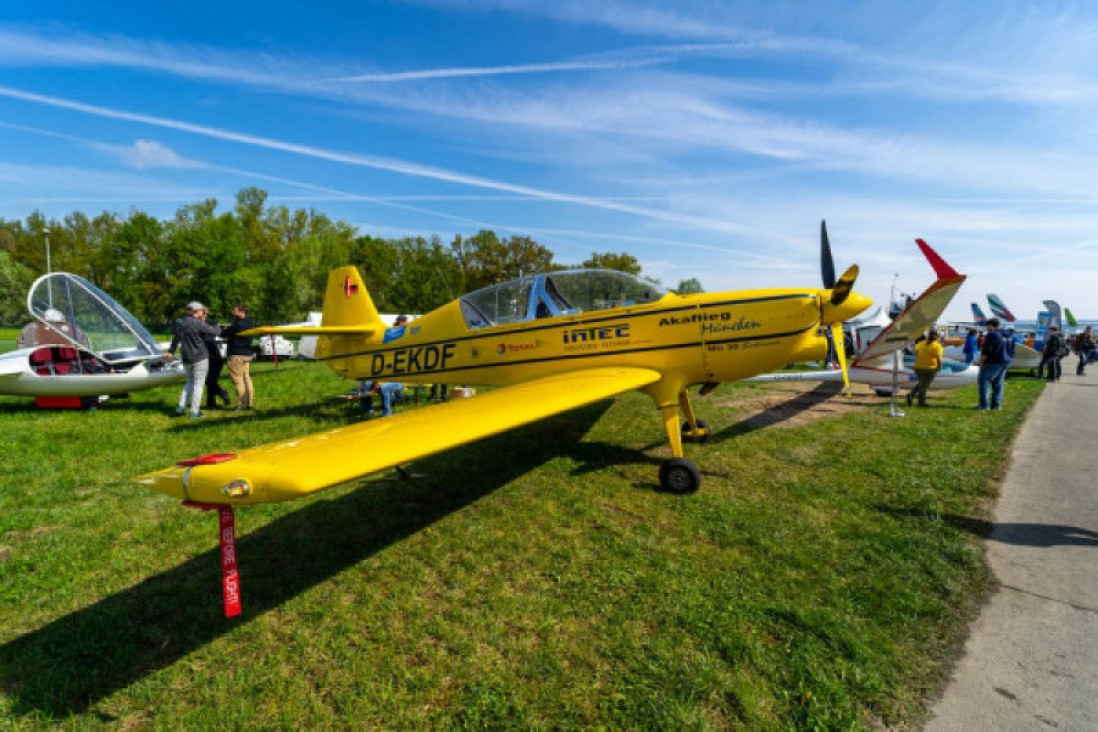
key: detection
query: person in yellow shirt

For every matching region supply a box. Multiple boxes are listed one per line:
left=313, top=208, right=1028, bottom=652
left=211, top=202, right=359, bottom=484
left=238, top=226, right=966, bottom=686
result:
left=907, top=329, right=943, bottom=407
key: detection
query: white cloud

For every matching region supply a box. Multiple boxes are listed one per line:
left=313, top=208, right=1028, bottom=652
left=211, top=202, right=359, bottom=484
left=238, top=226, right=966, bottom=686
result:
left=121, top=139, right=194, bottom=170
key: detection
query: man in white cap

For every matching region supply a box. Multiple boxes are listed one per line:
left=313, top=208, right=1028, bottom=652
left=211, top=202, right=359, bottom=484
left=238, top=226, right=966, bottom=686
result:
left=169, top=301, right=222, bottom=418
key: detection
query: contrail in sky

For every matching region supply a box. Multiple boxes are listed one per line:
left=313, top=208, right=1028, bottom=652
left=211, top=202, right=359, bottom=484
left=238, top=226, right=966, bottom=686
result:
left=0, top=83, right=751, bottom=236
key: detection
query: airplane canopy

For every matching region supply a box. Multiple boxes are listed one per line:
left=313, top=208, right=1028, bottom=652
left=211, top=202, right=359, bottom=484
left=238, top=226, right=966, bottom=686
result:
left=26, top=272, right=163, bottom=364
left=459, top=269, right=668, bottom=328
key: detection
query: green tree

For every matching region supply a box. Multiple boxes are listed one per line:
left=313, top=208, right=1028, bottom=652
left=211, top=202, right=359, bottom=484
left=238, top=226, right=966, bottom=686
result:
left=0, top=251, right=34, bottom=325
left=674, top=278, right=705, bottom=294
left=580, top=251, right=642, bottom=275
left=451, top=230, right=554, bottom=292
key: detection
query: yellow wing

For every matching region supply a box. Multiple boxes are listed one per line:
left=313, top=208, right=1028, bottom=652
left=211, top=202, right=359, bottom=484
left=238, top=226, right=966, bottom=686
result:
left=138, top=366, right=662, bottom=505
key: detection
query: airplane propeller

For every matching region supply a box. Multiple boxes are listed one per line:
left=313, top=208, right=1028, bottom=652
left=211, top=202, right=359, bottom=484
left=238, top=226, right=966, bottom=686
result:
left=821, top=219, right=837, bottom=289
left=820, top=220, right=857, bottom=394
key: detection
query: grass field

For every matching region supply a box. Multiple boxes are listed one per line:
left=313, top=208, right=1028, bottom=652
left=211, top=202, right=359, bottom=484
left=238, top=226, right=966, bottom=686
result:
left=0, top=351, right=1042, bottom=729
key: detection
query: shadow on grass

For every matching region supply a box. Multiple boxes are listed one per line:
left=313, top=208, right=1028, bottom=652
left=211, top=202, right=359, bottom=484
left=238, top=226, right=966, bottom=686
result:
left=874, top=506, right=1098, bottom=547
left=0, top=401, right=613, bottom=720
left=710, top=381, right=847, bottom=440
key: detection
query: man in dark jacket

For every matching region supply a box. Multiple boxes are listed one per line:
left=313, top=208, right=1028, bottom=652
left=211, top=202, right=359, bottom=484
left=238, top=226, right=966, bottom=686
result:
left=1075, top=326, right=1095, bottom=376
left=170, top=301, right=222, bottom=418
left=203, top=327, right=232, bottom=409
left=976, top=317, right=1009, bottom=410
left=220, top=303, right=256, bottom=410
left=1042, top=325, right=1064, bottom=383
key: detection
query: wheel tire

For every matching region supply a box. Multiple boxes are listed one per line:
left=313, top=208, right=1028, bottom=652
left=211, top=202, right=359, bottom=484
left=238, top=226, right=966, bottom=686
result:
left=681, top=419, right=711, bottom=443
left=659, top=458, right=701, bottom=494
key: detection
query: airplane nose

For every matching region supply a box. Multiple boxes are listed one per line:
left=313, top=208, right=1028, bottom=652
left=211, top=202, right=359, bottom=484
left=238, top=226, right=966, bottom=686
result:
left=824, top=291, right=873, bottom=323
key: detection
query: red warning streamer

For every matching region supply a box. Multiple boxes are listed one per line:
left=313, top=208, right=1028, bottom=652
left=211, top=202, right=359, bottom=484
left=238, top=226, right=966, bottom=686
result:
left=184, top=502, right=243, bottom=618
left=218, top=506, right=242, bottom=618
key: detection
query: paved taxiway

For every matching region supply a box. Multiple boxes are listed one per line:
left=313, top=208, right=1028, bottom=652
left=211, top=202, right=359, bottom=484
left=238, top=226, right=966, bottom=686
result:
left=926, top=369, right=1098, bottom=730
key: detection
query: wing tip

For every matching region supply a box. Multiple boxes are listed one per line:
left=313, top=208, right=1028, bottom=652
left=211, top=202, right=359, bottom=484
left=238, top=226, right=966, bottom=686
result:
left=914, top=238, right=961, bottom=280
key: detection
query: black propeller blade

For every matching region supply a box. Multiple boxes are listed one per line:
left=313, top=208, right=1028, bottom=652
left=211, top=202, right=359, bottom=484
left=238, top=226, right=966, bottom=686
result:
left=821, top=219, right=836, bottom=289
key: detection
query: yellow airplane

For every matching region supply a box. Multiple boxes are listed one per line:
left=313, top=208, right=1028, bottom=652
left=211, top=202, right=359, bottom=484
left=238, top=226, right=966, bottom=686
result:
left=139, top=231, right=871, bottom=505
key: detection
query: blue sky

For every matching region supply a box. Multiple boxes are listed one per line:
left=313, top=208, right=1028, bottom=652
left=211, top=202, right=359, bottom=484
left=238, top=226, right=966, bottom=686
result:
left=2, top=0, right=1097, bottom=321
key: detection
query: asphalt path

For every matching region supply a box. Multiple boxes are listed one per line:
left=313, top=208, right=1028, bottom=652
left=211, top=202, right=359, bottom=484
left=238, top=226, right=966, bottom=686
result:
left=926, top=369, right=1098, bottom=730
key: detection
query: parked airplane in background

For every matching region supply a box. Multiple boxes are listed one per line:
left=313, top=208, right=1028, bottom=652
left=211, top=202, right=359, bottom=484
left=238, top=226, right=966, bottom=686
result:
left=970, top=302, right=988, bottom=326
left=0, top=272, right=183, bottom=407
left=987, top=293, right=1016, bottom=323
left=749, top=239, right=975, bottom=395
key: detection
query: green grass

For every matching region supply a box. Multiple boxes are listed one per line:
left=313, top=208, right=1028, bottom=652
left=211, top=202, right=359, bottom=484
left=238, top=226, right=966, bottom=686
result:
left=0, top=362, right=1042, bottom=729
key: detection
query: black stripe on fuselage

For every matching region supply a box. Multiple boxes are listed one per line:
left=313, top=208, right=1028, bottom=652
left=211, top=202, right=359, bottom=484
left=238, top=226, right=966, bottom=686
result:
left=316, top=292, right=817, bottom=365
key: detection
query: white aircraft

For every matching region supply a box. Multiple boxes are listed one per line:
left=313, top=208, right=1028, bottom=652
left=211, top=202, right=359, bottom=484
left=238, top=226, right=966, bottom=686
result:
left=0, top=272, right=184, bottom=406
left=750, top=238, right=978, bottom=395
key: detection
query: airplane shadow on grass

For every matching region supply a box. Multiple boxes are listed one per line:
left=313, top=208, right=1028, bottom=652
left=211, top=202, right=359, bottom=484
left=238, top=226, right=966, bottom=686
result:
left=709, top=381, right=848, bottom=441
left=0, top=401, right=614, bottom=720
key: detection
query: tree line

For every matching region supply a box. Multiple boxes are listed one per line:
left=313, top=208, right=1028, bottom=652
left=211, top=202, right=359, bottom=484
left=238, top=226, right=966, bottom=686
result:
left=0, top=187, right=703, bottom=328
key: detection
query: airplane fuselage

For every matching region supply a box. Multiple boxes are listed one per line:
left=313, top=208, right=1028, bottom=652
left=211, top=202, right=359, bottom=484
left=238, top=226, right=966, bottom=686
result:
left=316, top=289, right=834, bottom=396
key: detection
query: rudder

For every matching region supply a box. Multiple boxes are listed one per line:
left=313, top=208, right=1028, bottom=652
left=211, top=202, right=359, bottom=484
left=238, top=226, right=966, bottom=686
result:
left=321, top=266, right=383, bottom=329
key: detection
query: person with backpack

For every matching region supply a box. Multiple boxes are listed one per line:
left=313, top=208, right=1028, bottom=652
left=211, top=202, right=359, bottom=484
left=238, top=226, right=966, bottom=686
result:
left=977, top=318, right=1010, bottom=410
left=1042, top=325, right=1065, bottom=383
left=1074, top=326, right=1094, bottom=376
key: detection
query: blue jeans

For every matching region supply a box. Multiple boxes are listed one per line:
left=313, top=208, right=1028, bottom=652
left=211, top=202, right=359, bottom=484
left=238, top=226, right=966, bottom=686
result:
left=178, top=358, right=209, bottom=416
left=978, top=362, right=1009, bottom=409
left=377, top=382, right=404, bottom=416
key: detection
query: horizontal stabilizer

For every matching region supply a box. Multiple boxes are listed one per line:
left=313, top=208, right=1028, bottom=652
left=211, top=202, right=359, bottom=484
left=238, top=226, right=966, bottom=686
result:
left=242, top=325, right=378, bottom=337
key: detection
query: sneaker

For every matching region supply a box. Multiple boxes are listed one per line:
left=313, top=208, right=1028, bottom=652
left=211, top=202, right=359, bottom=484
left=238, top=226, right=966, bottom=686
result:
left=189, top=411, right=204, bottom=419
left=973, top=405, right=988, bottom=410
left=175, top=407, right=185, bottom=416
left=992, top=406, right=1002, bottom=410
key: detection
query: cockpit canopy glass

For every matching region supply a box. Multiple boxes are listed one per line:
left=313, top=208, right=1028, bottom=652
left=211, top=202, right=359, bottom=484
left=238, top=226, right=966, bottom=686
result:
left=27, top=273, right=162, bottom=363
left=460, top=269, right=667, bottom=328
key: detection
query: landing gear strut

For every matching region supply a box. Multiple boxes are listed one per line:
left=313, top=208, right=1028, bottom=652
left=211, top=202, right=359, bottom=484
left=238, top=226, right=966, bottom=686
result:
left=653, top=387, right=707, bottom=493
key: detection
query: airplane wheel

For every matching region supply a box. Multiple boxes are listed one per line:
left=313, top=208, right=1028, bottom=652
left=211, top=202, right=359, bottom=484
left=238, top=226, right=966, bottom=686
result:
left=873, top=388, right=894, bottom=397
left=659, top=458, right=701, bottom=494
left=681, top=419, right=711, bottom=443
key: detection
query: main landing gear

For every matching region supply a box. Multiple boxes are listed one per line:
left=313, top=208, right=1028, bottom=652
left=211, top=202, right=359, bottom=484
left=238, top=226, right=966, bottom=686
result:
left=654, top=388, right=709, bottom=494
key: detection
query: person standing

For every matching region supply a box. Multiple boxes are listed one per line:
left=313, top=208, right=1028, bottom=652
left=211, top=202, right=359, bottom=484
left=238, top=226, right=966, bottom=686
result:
left=203, top=325, right=232, bottom=410
left=907, top=330, right=943, bottom=407
left=221, top=303, right=256, bottom=410
left=1074, top=326, right=1094, bottom=376
left=976, top=317, right=1009, bottom=410
left=962, top=328, right=979, bottom=365
left=1042, top=325, right=1064, bottom=383
left=170, top=301, right=222, bottom=419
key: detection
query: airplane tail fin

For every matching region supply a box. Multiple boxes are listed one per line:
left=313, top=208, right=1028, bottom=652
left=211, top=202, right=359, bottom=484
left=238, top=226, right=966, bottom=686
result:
left=970, top=302, right=988, bottom=325
left=986, top=293, right=1016, bottom=323
left=320, top=266, right=384, bottom=330
left=243, top=267, right=384, bottom=339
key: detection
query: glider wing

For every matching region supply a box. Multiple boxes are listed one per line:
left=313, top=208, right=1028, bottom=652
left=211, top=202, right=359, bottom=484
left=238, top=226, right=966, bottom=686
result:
left=854, top=239, right=967, bottom=366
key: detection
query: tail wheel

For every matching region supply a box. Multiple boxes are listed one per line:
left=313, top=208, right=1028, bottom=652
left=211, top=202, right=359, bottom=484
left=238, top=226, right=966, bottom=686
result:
left=659, top=458, right=701, bottom=494
left=681, top=419, right=711, bottom=443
